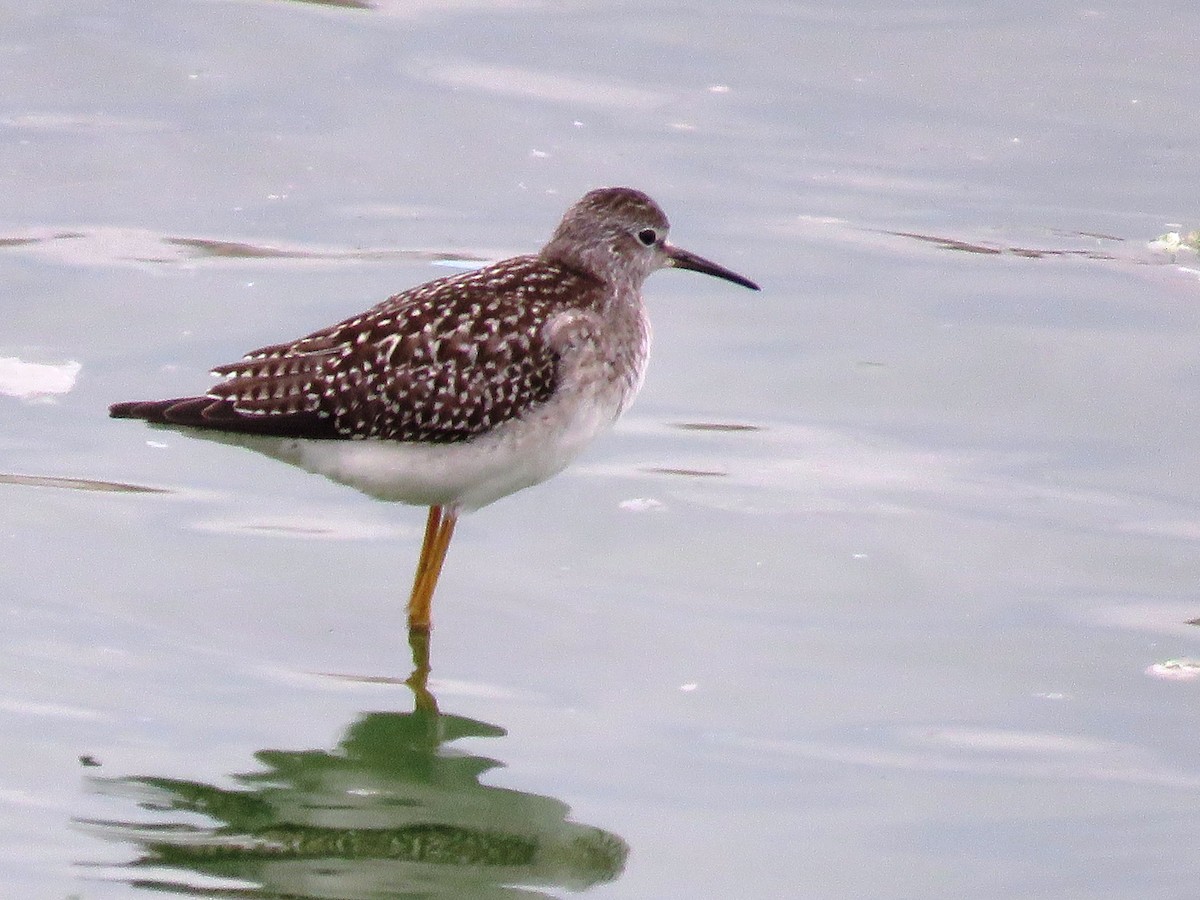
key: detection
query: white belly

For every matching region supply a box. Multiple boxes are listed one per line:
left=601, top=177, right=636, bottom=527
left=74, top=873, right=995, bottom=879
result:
left=193, top=364, right=633, bottom=512
left=190, top=303, right=651, bottom=511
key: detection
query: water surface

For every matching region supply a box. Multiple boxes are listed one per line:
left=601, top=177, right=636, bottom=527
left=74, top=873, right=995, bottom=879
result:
left=3, top=1, right=1200, bottom=897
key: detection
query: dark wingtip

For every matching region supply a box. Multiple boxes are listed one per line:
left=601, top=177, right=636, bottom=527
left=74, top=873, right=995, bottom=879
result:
left=108, top=396, right=341, bottom=439
left=108, top=398, right=207, bottom=425
left=109, top=401, right=144, bottom=419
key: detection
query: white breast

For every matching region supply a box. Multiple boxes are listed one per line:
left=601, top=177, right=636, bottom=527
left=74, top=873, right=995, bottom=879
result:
left=188, top=300, right=652, bottom=512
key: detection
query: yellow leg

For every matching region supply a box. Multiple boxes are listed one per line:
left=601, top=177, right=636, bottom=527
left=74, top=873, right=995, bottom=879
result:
left=413, top=505, right=444, bottom=586
left=407, top=505, right=458, bottom=632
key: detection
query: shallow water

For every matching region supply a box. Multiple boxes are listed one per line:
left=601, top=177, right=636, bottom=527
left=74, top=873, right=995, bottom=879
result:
left=4, top=1, right=1200, bottom=897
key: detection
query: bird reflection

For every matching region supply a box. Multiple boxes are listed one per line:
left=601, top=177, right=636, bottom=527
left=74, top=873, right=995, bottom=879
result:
left=79, top=631, right=627, bottom=897
left=407, top=627, right=437, bottom=715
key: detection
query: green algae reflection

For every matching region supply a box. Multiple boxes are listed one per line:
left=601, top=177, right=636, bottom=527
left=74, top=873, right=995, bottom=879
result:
left=81, top=634, right=627, bottom=897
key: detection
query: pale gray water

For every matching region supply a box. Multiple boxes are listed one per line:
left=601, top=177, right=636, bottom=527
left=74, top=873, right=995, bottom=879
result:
left=3, top=1, right=1200, bottom=897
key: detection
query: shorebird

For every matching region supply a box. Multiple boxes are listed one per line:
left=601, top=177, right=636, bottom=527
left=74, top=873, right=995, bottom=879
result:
left=110, top=187, right=759, bottom=631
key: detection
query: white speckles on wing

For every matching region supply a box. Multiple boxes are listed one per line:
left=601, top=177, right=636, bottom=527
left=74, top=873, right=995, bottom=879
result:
left=202, top=254, right=643, bottom=444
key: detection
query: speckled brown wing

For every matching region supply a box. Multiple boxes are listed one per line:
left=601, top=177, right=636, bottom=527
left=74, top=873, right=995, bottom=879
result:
left=112, top=256, right=605, bottom=443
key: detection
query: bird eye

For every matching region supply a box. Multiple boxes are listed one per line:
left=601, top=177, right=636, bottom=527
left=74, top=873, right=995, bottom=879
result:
left=636, top=228, right=658, bottom=247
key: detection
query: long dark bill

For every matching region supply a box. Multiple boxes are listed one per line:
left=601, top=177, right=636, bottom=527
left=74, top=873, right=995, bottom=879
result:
left=665, top=244, right=760, bottom=291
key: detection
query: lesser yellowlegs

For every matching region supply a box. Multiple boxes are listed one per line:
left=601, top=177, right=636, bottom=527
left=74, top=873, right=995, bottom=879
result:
left=110, top=187, right=759, bottom=631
